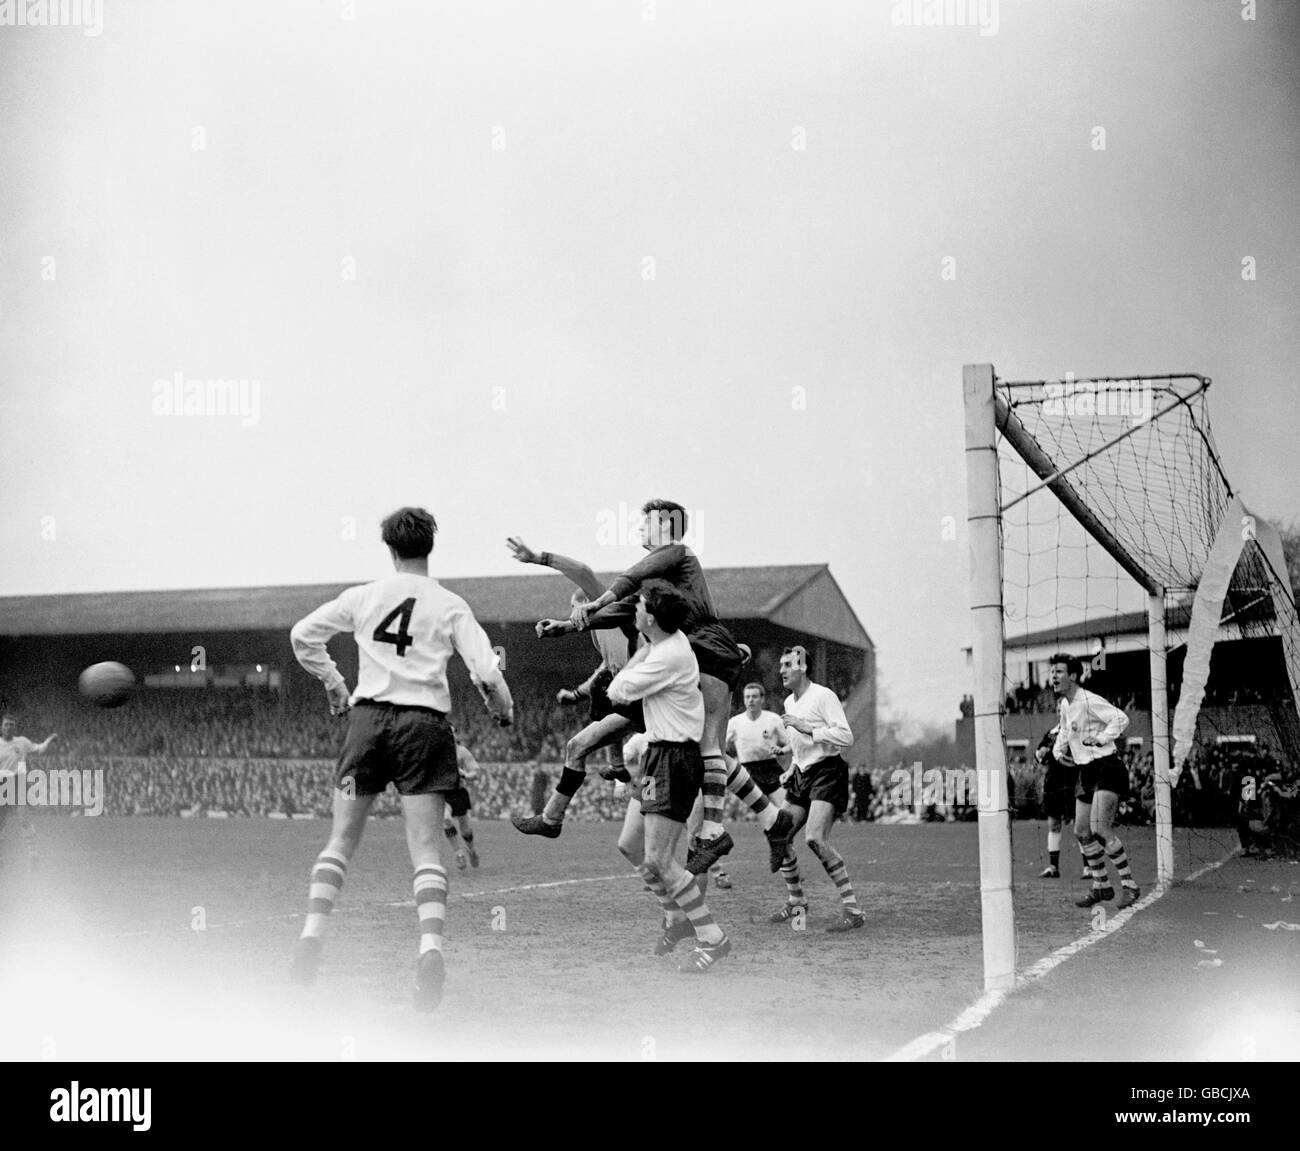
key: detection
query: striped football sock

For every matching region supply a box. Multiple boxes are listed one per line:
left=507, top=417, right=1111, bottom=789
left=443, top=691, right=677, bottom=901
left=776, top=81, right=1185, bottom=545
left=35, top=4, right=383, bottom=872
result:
left=413, top=864, right=448, bottom=955
left=1104, top=837, right=1137, bottom=889
left=637, top=863, right=687, bottom=926
left=668, top=872, right=725, bottom=945
left=812, top=843, right=860, bottom=911
left=780, top=850, right=806, bottom=906
left=726, top=761, right=773, bottom=817
left=700, top=756, right=728, bottom=839
left=301, top=848, right=348, bottom=939
left=1080, top=836, right=1109, bottom=887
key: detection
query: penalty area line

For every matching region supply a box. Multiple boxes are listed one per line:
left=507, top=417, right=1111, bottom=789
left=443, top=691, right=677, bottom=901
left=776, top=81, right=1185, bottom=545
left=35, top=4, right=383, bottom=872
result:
left=381, top=871, right=640, bottom=907
left=883, top=848, right=1238, bottom=1062
left=5, top=873, right=642, bottom=950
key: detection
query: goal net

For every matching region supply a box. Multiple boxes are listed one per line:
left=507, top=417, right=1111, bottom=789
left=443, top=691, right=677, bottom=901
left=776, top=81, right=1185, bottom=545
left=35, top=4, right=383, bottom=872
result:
left=963, top=364, right=1300, bottom=989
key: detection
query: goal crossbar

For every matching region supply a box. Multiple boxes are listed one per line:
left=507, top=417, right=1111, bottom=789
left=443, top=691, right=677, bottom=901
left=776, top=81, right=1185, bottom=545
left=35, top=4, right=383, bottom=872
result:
left=995, top=391, right=1162, bottom=595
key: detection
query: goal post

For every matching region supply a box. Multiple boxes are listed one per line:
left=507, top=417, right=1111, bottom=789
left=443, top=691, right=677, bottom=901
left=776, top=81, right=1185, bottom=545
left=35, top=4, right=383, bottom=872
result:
left=963, top=363, right=1016, bottom=991
left=964, top=360, right=1300, bottom=988
left=991, top=372, right=1178, bottom=887
left=1146, top=588, right=1174, bottom=886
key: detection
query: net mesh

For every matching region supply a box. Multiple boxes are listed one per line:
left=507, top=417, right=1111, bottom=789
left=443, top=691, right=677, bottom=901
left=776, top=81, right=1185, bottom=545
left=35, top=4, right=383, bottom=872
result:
left=993, top=372, right=1300, bottom=863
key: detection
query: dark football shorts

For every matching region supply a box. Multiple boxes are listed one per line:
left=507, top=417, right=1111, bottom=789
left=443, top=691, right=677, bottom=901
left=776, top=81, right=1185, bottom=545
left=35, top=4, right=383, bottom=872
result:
left=1075, top=753, right=1129, bottom=804
left=588, top=667, right=646, bottom=732
left=688, top=621, right=745, bottom=692
left=638, top=740, right=704, bottom=824
left=588, top=667, right=616, bottom=721
left=336, top=701, right=459, bottom=797
left=785, top=755, right=850, bottom=814
left=739, top=757, right=784, bottom=795
left=1042, top=757, right=1079, bottom=820
left=613, top=698, right=646, bottom=733
left=445, top=785, right=472, bottom=817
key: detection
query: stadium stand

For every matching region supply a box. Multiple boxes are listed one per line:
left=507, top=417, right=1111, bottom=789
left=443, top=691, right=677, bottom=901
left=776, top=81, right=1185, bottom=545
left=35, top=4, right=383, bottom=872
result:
left=0, top=566, right=879, bottom=825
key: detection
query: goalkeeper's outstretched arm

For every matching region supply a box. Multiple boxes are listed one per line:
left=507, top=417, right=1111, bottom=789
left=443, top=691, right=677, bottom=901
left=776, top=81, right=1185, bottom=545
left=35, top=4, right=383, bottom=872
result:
left=506, top=537, right=603, bottom=600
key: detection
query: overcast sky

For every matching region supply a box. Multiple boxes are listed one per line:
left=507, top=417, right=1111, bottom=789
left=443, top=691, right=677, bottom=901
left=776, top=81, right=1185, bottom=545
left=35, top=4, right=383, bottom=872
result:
left=2, top=0, right=1297, bottom=730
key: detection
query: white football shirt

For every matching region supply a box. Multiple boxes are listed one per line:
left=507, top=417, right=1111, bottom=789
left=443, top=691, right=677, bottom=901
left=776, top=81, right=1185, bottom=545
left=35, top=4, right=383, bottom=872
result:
left=1052, top=688, right=1128, bottom=765
left=291, top=572, right=512, bottom=716
left=727, top=709, right=788, bottom=763
left=607, top=631, right=704, bottom=744
left=782, top=682, right=853, bottom=770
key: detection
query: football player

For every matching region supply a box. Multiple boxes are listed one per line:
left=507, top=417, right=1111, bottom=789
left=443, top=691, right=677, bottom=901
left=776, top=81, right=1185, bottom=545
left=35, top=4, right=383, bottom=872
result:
left=288, top=507, right=513, bottom=1011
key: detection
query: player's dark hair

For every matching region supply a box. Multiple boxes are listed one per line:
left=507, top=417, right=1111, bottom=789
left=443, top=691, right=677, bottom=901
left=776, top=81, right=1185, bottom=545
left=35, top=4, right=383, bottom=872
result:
left=1049, top=652, right=1083, bottom=679
left=381, top=507, right=438, bottom=559
left=782, top=645, right=809, bottom=672
left=642, top=498, right=688, bottom=542
left=743, top=682, right=765, bottom=697
left=640, top=579, right=690, bottom=634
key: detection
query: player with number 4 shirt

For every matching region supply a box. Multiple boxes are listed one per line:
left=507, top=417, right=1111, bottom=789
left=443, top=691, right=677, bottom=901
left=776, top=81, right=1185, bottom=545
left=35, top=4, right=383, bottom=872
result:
left=288, top=506, right=513, bottom=1012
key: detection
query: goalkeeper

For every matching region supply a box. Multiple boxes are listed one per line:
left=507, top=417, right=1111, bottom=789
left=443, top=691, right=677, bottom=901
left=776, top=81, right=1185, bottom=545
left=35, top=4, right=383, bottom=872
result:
left=1035, top=723, right=1083, bottom=878
left=506, top=538, right=644, bottom=838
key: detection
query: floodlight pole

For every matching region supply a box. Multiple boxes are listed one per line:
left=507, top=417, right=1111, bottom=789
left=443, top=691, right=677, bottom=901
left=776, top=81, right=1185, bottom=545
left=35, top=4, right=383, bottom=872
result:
left=1147, top=589, right=1175, bottom=886
left=963, top=363, right=1016, bottom=991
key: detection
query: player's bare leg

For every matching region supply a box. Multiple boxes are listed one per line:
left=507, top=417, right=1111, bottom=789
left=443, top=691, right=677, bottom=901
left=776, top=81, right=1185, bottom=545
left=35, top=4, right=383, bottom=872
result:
left=444, top=814, right=467, bottom=870
left=803, top=799, right=864, bottom=931
left=291, top=785, right=376, bottom=986
left=1073, top=797, right=1113, bottom=908
left=770, top=799, right=810, bottom=922
left=644, top=811, right=729, bottom=972
left=514, top=713, right=631, bottom=837
left=402, top=791, right=451, bottom=1010
left=1042, top=809, right=1087, bottom=880
left=456, top=813, right=479, bottom=868
left=769, top=797, right=863, bottom=931
left=1041, top=813, right=1063, bottom=878
left=618, top=795, right=690, bottom=955
left=1091, top=788, right=1139, bottom=907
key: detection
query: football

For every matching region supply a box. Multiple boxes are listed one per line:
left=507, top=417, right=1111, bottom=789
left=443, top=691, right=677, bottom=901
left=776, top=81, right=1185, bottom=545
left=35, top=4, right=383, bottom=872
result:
left=79, top=661, right=136, bottom=708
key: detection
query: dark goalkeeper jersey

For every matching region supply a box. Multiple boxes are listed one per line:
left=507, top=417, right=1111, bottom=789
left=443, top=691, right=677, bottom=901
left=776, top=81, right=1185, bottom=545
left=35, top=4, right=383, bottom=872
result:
left=586, top=544, right=720, bottom=634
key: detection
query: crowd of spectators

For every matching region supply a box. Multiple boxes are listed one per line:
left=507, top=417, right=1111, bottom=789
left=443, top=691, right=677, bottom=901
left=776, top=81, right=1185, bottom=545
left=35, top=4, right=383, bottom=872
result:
left=23, top=743, right=1280, bottom=829
left=859, top=740, right=1292, bottom=828
left=7, top=684, right=1285, bottom=828
left=969, top=682, right=1277, bottom=721
left=993, top=683, right=1148, bottom=717
left=5, top=683, right=578, bottom=763
left=44, top=757, right=638, bottom=821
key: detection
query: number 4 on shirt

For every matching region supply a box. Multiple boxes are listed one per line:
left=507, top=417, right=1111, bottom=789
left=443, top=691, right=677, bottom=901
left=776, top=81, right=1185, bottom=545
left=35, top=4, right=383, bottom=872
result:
left=372, top=598, right=416, bottom=656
